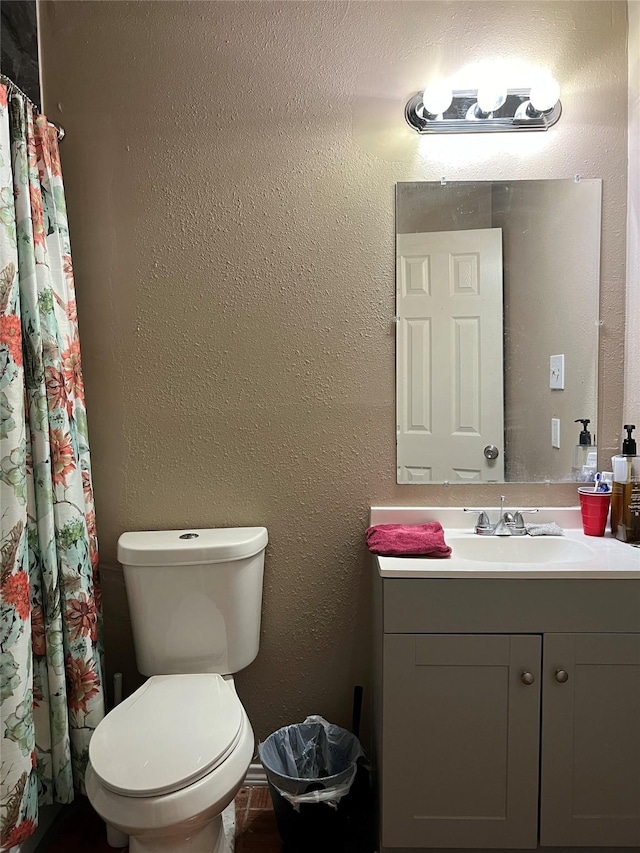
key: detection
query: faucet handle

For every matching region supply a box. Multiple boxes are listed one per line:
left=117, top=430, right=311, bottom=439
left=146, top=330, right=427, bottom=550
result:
left=463, top=508, right=494, bottom=535
left=512, top=509, right=539, bottom=533
left=514, top=509, right=539, bottom=521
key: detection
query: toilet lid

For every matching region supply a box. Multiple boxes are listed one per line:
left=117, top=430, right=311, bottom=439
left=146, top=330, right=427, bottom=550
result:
left=89, top=674, right=244, bottom=797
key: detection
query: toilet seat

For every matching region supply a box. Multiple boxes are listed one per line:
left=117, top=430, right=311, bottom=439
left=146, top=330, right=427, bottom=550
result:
left=89, top=674, right=243, bottom=798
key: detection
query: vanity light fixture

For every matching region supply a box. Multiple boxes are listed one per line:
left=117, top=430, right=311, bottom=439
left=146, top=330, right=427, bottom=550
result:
left=405, top=77, right=561, bottom=134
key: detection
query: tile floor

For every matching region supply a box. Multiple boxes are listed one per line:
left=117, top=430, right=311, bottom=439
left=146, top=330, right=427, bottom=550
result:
left=235, top=785, right=282, bottom=852
left=40, top=786, right=282, bottom=852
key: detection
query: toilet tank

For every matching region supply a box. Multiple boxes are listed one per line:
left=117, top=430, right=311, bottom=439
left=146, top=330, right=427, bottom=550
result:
left=117, top=527, right=268, bottom=677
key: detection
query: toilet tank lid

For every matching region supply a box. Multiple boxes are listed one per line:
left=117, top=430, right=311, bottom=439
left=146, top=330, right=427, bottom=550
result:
left=117, top=527, right=268, bottom=566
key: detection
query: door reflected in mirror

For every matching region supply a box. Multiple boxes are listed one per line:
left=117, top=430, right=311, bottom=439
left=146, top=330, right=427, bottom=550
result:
left=396, top=179, right=602, bottom=485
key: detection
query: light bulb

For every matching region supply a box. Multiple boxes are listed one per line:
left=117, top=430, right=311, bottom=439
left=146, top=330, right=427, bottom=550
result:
left=476, top=85, right=507, bottom=114
left=422, top=83, right=453, bottom=117
left=529, top=76, right=560, bottom=113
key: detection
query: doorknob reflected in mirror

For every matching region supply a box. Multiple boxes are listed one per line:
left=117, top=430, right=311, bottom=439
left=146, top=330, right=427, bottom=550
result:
left=521, top=671, right=535, bottom=685
left=555, top=669, right=569, bottom=683
left=484, top=445, right=500, bottom=460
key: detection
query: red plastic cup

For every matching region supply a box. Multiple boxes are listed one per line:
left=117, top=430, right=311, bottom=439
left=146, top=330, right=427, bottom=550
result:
left=578, top=488, right=611, bottom=536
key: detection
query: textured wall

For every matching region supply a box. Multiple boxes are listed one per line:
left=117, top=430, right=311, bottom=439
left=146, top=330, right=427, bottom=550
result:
left=38, top=1, right=628, bottom=742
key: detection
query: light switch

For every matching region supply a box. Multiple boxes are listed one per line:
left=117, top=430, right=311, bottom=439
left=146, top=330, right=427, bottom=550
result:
left=551, top=418, right=560, bottom=448
left=550, top=354, right=565, bottom=390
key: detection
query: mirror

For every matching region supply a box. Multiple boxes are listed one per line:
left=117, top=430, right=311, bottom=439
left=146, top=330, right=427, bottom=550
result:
left=396, top=179, right=602, bottom=484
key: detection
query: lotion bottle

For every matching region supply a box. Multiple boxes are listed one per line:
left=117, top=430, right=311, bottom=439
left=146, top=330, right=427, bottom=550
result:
left=611, top=424, right=640, bottom=542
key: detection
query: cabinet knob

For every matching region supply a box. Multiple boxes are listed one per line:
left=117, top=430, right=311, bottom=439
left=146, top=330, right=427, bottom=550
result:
left=555, top=669, right=569, bottom=683
left=521, top=671, right=535, bottom=685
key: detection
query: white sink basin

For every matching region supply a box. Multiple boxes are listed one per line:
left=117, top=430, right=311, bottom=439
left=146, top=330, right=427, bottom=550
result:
left=371, top=507, right=640, bottom=578
left=450, top=535, right=596, bottom=564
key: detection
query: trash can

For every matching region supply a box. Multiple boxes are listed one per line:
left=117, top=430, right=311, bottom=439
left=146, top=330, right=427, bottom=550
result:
left=258, top=715, right=372, bottom=853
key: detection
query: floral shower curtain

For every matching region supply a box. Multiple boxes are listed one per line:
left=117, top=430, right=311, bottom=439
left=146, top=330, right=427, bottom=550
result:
left=0, top=85, right=105, bottom=850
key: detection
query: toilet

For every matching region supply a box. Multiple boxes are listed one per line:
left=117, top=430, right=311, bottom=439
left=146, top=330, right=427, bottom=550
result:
left=86, top=526, right=268, bottom=853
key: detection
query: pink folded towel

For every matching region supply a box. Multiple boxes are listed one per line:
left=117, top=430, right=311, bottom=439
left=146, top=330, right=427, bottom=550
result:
left=365, top=522, right=451, bottom=558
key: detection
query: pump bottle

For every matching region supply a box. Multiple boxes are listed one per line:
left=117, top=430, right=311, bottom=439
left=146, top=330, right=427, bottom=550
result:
left=611, top=424, right=640, bottom=542
left=572, top=418, right=597, bottom=481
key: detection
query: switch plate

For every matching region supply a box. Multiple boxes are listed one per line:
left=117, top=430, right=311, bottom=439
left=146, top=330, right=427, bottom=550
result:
left=550, top=354, right=565, bottom=389
left=551, top=418, right=560, bottom=449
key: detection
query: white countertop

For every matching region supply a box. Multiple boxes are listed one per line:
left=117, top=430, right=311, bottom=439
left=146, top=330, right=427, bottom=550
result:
left=371, top=507, right=640, bottom=579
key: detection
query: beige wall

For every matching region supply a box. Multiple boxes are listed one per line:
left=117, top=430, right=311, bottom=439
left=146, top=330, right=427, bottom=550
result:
left=38, top=0, right=628, bottom=742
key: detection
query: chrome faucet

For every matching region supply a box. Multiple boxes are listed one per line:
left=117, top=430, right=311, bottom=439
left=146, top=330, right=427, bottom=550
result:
left=464, top=497, right=539, bottom=536
left=493, top=500, right=513, bottom=536
left=463, top=495, right=507, bottom=535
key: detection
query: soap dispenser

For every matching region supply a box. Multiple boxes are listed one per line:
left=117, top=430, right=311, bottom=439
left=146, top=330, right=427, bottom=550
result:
left=572, top=419, right=596, bottom=481
left=611, top=424, right=640, bottom=542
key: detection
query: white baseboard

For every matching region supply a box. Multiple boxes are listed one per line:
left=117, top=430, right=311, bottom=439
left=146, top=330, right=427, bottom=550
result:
left=244, top=761, right=268, bottom=786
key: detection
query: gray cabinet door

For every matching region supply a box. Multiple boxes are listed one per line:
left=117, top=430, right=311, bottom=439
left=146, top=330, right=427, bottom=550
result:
left=382, top=633, right=541, bottom=849
left=540, top=633, right=640, bottom=847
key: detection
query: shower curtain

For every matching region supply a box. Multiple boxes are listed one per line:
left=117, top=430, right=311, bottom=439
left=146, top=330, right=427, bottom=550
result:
left=0, top=85, right=105, bottom=850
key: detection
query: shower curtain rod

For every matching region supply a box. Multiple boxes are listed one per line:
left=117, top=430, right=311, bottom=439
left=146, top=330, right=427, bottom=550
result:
left=0, top=72, right=65, bottom=141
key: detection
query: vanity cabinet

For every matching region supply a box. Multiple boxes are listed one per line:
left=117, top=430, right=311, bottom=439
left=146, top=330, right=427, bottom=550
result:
left=375, top=578, right=640, bottom=852
left=383, top=633, right=542, bottom=849
left=540, top=633, right=640, bottom=848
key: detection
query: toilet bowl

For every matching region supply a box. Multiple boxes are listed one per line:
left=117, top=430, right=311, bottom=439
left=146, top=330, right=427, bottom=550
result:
left=86, top=527, right=268, bottom=851
left=86, top=674, right=254, bottom=853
